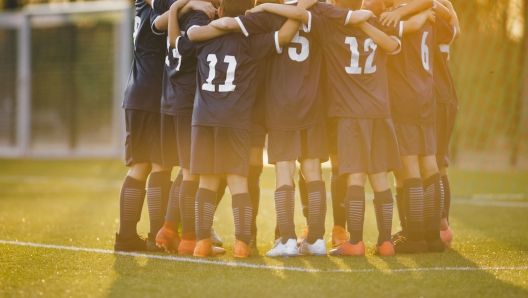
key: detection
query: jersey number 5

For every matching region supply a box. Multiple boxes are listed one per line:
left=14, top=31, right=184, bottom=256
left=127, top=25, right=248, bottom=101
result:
left=345, top=37, right=377, bottom=74
left=202, top=54, right=237, bottom=92
left=288, top=29, right=309, bottom=62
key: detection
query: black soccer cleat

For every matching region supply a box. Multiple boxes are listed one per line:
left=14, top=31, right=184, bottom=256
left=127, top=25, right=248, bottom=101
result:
left=394, top=237, right=428, bottom=254
left=114, top=233, right=147, bottom=252
left=391, top=230, right=407, bottom=243
left=426, top=238, right=445, bottom=253
left=147, top=233, right=165, bottom=252
left=249, top=234, right=257, bottom=248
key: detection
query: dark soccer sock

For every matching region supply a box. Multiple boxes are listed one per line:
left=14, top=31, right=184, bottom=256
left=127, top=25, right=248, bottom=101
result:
left=147, top=171, right=172, bottom=236
left=248, top=165, right=263, bottom=235
left=274, top=220, right=281, bottom=240
left=345, top=185, right=365, bottom=245
left=442, top=175, right=451, bottom=222
left=179, top=180, right=199, bottom=235
left=331, top=167, right=347, bottom=228
left=423, top=173, right=444, bottom=241
left=395, top=187, right=406, bottom=232
left=232, top=193, right=253, bottom=245
left=298, top=174, right=309, bottom=222
left=165, top=171, right=183, bottom=223
left=275, top=185, right=296, bottom=243
left=216, top=177, right=228, bottom=209
left=373, top=189, right=394, bottom=246
left=195, top=188, right=217, bottom=241
left=403, top=178, right=425, bottom=241
left=119, top=176, right=146, bottom=238
left=306, top=180, right=327, bottom=243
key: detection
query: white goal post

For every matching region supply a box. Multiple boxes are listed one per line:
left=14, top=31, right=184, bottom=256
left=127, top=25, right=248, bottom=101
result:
left=0, top=1, right=132, bottom=158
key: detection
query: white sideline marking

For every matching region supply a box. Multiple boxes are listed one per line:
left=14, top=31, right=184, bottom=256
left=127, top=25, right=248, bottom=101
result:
left=1, top=240, right=527, bottom=274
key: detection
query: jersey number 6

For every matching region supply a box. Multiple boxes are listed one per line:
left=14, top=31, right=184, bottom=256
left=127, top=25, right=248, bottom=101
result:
left=202, top=54, right=237, bottom=92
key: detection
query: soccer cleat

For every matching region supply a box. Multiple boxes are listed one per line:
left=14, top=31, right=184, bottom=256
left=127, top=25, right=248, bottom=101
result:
left=234, top=240, right=252, bottom=258
left=426, top=238, right=445, bottom=253
left=329, top=241, right=365, bottom=256
left=297, top=226, right=309, bottom=245
left=114, top=233, right=147, bottom=252
left=249, top=234, right=257, bottom=248
left=178, top=231, right=197, bottom=255
left=155, top=224, right=180, bottom=253
left=266, top=238, right=299, bottom=257
left=440, top=227, right=453, bottom=248
left=393, top=237, right=428, bottom=254
left=193, top=238, right=226, bottom=257
left=211, top=227, right=223, bottom=247
left=391, top=230, right=406, bottom=243
left=299, top=239, right=327, bottom=256
left=331, top=225, right=349, bottom=248
left=372, top=241, right=395, bottom=256
left=147, top=233, right=165, bottom=252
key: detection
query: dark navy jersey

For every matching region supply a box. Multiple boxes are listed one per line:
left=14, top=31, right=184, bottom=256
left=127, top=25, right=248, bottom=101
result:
left=324, top=17, right=400, bottom=119
left=123, top=0, right=166, bottom=112
left=237, top=2, right=349, bottom=130
left=251, top=60, right=268, bottom=126
left=152, top=0, right=177, bottom=14
left=387, top=8, right=456, bottom=125
left=161, top=11, right=211, bottom=116
left=433, top=17, right=458, bottom=105
left=183, top=31, right=281, bottom=130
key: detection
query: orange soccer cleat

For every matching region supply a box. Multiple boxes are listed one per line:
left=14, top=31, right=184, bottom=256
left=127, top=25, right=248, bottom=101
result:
left=297, top=226, right=309, bottom=245
left=178, top=232, right=197, bottom=255
left=155, top=222, right=180, bottom=253
left=372, top=241, right=395, bottom=256
left=331, top=225, right=350, bottom=248
left=329, top=241, right=365, bottom=256
left=193, top=238, right=226, bottom=257
left=234, top=240, right=252, bottom=258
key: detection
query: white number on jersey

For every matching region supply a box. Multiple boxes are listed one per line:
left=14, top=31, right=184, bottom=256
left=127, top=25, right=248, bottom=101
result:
left=288, top=28, right=309, bottom=62
left=165, top=38, right=182, bottom=71
left=345, top=37, right=378, bottom=75
left=421, top=31, right=430, bottom=71
left=202, top=54, right=238, bottom=92
left=133, top=16, right=141, bottom=46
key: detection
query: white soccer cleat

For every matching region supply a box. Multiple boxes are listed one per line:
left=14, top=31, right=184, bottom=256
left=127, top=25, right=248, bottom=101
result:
left=299, top=239, right=327, bottom=256
left=211, top=227, right=223, bottom=247
left=266, top=238, right=299, bottom=258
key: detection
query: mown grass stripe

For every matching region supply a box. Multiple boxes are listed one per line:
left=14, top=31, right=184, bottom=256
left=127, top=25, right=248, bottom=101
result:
left=2, top=240, right=527, bottom=274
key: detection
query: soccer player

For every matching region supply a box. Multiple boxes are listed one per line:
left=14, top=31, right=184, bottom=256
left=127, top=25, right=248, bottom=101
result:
left=383, top=0, right=456, bottom=254
left=182, top=0, right=315, bottom=258
left=323, top=0, right=434, bottom=256
left=114, top=0, right=174, bottom=252
left=208, top=1, right=372, bottom=258
left=432, top=0, right=460, bottom=248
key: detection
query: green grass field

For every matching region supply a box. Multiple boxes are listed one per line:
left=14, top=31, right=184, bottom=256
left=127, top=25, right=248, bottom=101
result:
left=1, top=159, right=527, bottom=297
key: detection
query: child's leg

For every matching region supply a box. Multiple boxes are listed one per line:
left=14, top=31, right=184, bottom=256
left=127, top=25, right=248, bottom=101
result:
left=419, top=155, right=444, bottom=249
left=330, top=154, right=347, bottom=229
left=227, top=174, right=252, bottom=246
left=179, top=168, right=199, bottom=238
left=248, top=148, right=264, bottom=239
left=275, top=160, right=297, bottom=244
left=146, top=163, right=172, bottom=237
left=195, top=174, right=221, bottom=242
left=300, top=158, right=326, bottom=244
left=119, top=162, right=151, bottom=238
left=345, top=173, right=367, bottom=245
left=369, top=172, right=393, bottom=246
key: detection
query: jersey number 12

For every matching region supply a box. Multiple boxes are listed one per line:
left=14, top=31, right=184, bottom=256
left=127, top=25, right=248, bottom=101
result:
left=202, top=54, right=237, bottom=92
left=345, top=37, right=377, bottom=74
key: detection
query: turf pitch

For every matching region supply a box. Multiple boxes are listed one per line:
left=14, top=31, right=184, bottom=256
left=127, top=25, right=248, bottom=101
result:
left=1, top=160, right=527, bottom=297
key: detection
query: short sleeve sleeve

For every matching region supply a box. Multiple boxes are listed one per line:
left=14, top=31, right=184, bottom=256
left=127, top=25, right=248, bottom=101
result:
left=183, top=11, right=211, bottom=34
left=247, top=32, right=281, bottom=60
left=150, top=10, right=165, bottom=35
left=435, top=16, right=456, bottom=45
left=152, top=0, right=176, bottom=14
left=309, top=12, right=335, bottom=45
left=237, top=12, right=283, bottom=36
left=176, top=35, right=195, bottom=57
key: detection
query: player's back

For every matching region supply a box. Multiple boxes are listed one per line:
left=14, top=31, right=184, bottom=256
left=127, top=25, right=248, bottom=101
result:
left=238, top=2, right=349, bottom=130
left=123, top=0, right=166, bottom=112
left=432, top=17, right=458, bottom=107
left=191, top=31, right=279, bottom=130
left=161, top=10, right=211, bottom=116
left=324, top=18, right=399, bottom=119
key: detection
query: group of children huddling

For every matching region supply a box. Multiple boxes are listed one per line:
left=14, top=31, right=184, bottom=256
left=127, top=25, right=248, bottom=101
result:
left=114, top=0, right=460, bottom=259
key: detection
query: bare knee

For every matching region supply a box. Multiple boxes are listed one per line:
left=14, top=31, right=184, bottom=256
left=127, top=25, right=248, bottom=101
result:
left=300, top=158, right=322, bottom=182
left=347, top=172, right=367, bottom=187
left=182, top=168, right=199, bottom=182
left=227, top=174, right=248, bottom=195
left=250, top=148, right=264, bottom=166
left=368, top=172, right=390, bottom=192
left=199, top=174, right=221, bottom=192
left=127, top=162, right=152, bottom=181
left=275, top=160, right=296, bottom=187
left=419, top=155, right=439, bottom=179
